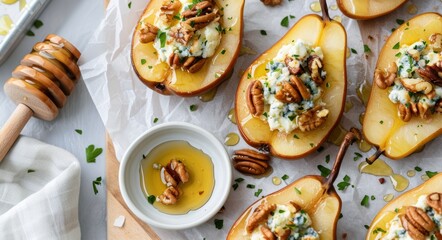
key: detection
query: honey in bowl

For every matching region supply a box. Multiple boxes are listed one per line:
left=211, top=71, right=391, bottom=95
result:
left=139, top=140, right=214, bottom=214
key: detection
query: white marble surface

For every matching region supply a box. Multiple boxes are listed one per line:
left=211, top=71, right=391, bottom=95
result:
left=0, top=0, right=106, bottom=239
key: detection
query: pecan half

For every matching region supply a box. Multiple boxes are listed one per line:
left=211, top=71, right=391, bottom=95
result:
left=169, top=159, right=189, bottom=183
left=400, top=206, right=437, bottom=240
left=429, top=33, right=442, bottom=52
left=184, top=11, right=218, bottom=30
left=290, top=75, right=311, bottom=100
left=400, top=214, right=427, bottom=240
left=308, top=55, right=325, bottom=85
left=168, top=53, right=182, bottom=69
left=374, top=62, right=397, bottom=89
left=417, top=64, right=442, bottom=87
left=183, top=57, right=206, bottom=73
left=246, top=203, right=276, bottom=233
left=247, top=80, right=265, bottom=117
left=399, top=77, right=433, bottom=94
left=232, top=149, right=270, bottom=175
left=275, top=81, right=302, bottom=103
left=427, top=192, right=442, bottom=214
left=260, top=226, right=276, bottom=240
left=160, top=0, right=182, bottom=23
left=159, top=186, right=180, bottom=205
left=298, top=105, right=329, bottom=132
left=261, top=0, right=282, bottom=6
left=139, top=23, right=159, bottom=44
left=285, top=56, right=303, bottom=75
left=398, top=104, right=412, bottom=122
left=182, top=1, right=214, bottom=19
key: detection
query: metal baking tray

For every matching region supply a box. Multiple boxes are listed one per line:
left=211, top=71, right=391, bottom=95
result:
left=0, top=0, right=51, bottom=65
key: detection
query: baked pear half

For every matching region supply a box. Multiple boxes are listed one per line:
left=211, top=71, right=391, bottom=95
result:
left=363, top=13, right=442, bottom=161
left=131, top=0, right=244, bottom=96
left=366, top=173, right=442, bottom=240
left=228, top=129, right=361, bottom=239
left=235, top=3, right=347, bottom=159
left=337, top=0, right=407, bottom=20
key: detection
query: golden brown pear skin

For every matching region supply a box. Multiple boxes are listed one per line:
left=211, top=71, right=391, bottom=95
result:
left=337, top=0, right=408, bottom=20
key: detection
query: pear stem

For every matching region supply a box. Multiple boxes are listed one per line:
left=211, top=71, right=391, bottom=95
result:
left=319, top=0, right=331, bottom=22
left=366, top=149, right=384, bottom=165
left=325, top=128, right=361, bottom=193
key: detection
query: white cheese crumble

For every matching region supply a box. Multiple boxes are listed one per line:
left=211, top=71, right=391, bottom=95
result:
left=259, top=39, right=326, bottom=133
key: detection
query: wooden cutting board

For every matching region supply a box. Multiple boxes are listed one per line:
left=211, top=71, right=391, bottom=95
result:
left=106, top=134, right=160, bottom=239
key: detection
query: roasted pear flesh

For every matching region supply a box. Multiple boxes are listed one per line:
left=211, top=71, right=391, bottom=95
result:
left=363, top=13, right=442, bottom=160
left=131, top=0, right=244, bottom=96
left=228, top=129, right=361, bottom=239
left=235, top=13, right=347, bottom=159
left=337, top=0, right=407, bottom=20
left=366, top=173, right=442, bottom=240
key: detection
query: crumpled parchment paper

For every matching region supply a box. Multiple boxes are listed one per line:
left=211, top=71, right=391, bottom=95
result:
left=80, top=0, right=442, bottom=238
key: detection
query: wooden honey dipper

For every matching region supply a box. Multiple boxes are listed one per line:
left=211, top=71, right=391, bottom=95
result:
left=0, top=34, right=81, bottom=161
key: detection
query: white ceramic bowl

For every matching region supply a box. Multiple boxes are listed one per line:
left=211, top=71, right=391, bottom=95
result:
left=119, top=122, right=232, bottom=230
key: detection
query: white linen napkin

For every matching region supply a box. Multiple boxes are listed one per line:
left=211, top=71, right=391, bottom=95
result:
left=0, top=136, right=81, bottom=240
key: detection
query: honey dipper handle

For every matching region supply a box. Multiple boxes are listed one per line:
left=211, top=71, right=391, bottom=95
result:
left=0, top=104, right=33, bottom=162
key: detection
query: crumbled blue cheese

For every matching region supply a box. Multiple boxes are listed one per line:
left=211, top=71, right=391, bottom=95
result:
left=381, top=195, right=442, bottom=240
left=152, top=1, right=222, bottom=64
left=259, top=39, right=326, bottom=133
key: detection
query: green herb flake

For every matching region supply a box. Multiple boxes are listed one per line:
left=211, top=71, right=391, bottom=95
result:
left=353, top=152, right=363, bottom=161
left=361, top=195, right=370, bottom=207
left=293, top=134, right=299, bottom=139
left=247, top=73, right=252, bottom=79
left=33, top=19, right=43, bottom=29
left=379, top=120, right=384, bottom=124
left=325, top=154, right=330, bottom=164
left=309, top=143, right=314, bottom=148
left=371, top=195, right=376, bottom=200
left=86, top=144, right=103, bottom=163
left=26, top=30, right=35, bottom=37
left=75, top=129, right=83, bottom=135
left=158, top=31, right=167, bottom=48
left=232, top=183, right=239, bottom=190
left=260, top=30, right=267, bottom=36
left=27, top=169, right=35, bottom=173
left=395, top=208, right=399, bottom=213
left=426, top=171, right=438, bottom=178
left=396, top=19, right=404, bottom=25
left=141, top=59, right=147, bottom=65
left=246, top=184, right=255, bottom=189
left=214, top=219, right=224, bottom=229
left=254, top=189, right=263, bottom=197
left=221, top=49, right=226, bottom=54
left=339, top=213, right=343, bottom=219
left=148, top=65, right=153, bottom=69
left=414, top=166, right=422, bottom=172
left=173, top=14, right=181, bottom=20
left=294, top=187, right=302, bottom=195
left=337, top=175, right=351, bottom=191
left=317, top=165, right=331, bottom=178
left=373, top=227, right=386, bottom=234
left=316, top=146, right=324, bottom=153
left=289, top=15, right=295, bottom=19
left=92, top=176, right=102, bottom=195
left=364, top=44, right=371, bottom=53
left=280, top=16, right=289, bottom=28
left=153, top=117, right=159, bottom=123
left=392, top=42, right=400, bottom=50
left=351, top=48, right=358, bottom=54
left=147, top=195, right=156, bottom=204
left=364, top=225, right=370, bottom=230
left=235, top=177, right=244, bottom=183
left=281, top=174, right=289, bottom=181
left=395, top=52, right=402, bottom=58
left=189, top=104, right=198, bottom=111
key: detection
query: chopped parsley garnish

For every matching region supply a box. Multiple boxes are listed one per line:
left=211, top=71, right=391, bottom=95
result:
left=246, top=184, right=255, bottom=189
left=141, top=59, right=147, bottom=65
left=364, top=225, right=370, bottom=229
left=26, top=30, right=35, bottom=37
left=371, top=195, right=376, bottom=200
left=92, top=177, right=102, bottom=195
left=373, top=227, right=386, bottom=234
left=214, top=219, right=223, bottom=229
left=325, top=154, right=330, bottom=163
left=260, top=30, right=267, bottom=36
left=309, top=143, right=314, bottom=148
left=361, top=195, right=370, bottom=207
left=396, top=19, right=404, bottom=25
left=379, top=120, right=384, bottom=124
left=317, top=146, right=324, bottom=152
left=280, top=16, right=289, bottom=27
left=147, top=195, right=156, bottom=204
left=289, top=15, right=295, bottom=19
left=395, top=52, right=402, bottom=58
left=353, top=152, right=363, bottom=161
left=293, top=134, right=299, bottom=139
left=86, top=144, right=103, bottom=163
left=317, top=165, right=331, bottom=177
left=221, top=49, right=226, bottom=54
left=75, top=129, right=83, bottom=135
left=426, top=171, right=438, bottom=178
left=128, top=1, right=132, bottom=9
left=294, top=187, right=302, bottom=195
left=157, top=31, right=167, bottom=48
left=173, top=14, right=181, bottom=20
left=247, top=73, right=252, bottom=79
left=351, top=48, right=358, bottom=54
left=235, top=178, right=244, bottom=183
left=339, top=213, right=343, bottom=219
left=153, top=117, right=159, bottom=123
left=281, top=174, right=289, bottom=181
left=27, top=169, right=35, bottom=173
left=254, top=189, right=263, bottom=197
left=337, top=175, right=351, bottom=191
left=392, top=42, right=400, bottom=49
left=232, top=183, right=239, bottom=190
left=414, top=166, right=422, bottom=172
left=189, top=104, right=198, bottom=111
left=364, top=44, right=371, bottom=53
left=33, top=19, right=43, bottom=29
